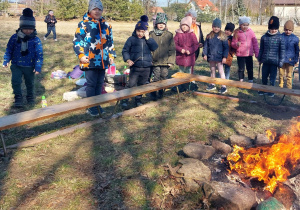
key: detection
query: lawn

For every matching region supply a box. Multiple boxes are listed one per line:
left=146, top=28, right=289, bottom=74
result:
left=0, top=17, right=300, bottom=209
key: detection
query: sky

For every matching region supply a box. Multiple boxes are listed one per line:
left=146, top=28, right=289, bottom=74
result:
left=156, top=0, right=188, bottom=7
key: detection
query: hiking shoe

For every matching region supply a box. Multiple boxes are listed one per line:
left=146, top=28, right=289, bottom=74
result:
left=258, top=91, right=264, bottom=95
left=121, top=100, right=129, bottom=110
left=13, top=95, right=23, bottom=107
left=268, top=92, right=275, bottom=97
left=206, top=84, right=216, bottom=91
left=86, top=107, right=99, bottom=117
left=219, top=87, right=227, bottom=94
left=44, top=37, right=47, bottom=40
left=98, top=106, right=106, bottom=114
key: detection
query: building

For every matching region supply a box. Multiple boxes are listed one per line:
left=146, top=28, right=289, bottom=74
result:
left=188, top=0, right=218, bottom=14
left=273, top=0, right=300, bottom=19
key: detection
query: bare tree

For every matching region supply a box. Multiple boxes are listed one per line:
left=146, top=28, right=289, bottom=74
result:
left=219, top=0, right=222, bottom=19
left=231, top=0, right=234, bottom=22
left=225, top=0, right=227, bottom=23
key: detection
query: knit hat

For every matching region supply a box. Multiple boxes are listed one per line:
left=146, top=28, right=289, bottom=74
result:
left=88, top=0, right=103, bottom=12
left=186, top=9, right=197, bottom=18
left=19, top=8, right=35, bottom=29
left=268, top=16, right=280, bottom=29
left=284, top=20, right=294, bottom=31
left=212, top=18, right=221, bottom=28
left=225, top=22, right=235, bottom=32
left=239, top=16, right=251, bottom=25
left=180, top=16, right=192, bottom=28
left=156, top=13, right=168, bottom=25
left=136, top=15, right=149, bottom=30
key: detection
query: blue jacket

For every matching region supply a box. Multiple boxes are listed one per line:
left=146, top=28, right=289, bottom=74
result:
left=258, top=31, right=285, bottom=68
left=122, top=31, right=158, bottom=68
left=281, top=33, right=299, bottom=66
left=203, top=32, right=229, bottom=62
left=3, top=34, right=43, bottom=72
left=73, top=13, right=116, bottom=71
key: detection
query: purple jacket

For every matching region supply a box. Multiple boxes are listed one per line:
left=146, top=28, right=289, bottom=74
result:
left=174, top=30, right=199, bottom=67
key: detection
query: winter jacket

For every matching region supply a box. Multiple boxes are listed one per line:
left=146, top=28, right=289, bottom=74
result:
left=174, top=30, right=198, bottom=67
left=258, top=31, right=285, bottom=68
left=203, top=32, right=229, bottom=62
left=281, top=33, right=299, bottom=66
left=122, top=31, right=158, bottom=68
left=224, top=35, right=236, bottom=66
left=231, top=28, right=259, bottom=57
left=149, top=30, right=175, bottom=66
left=44, top=15, right=57, bottom=27
left=73, top=13, right=116, bottom=71
left=3, top=34, right=43, bottom=72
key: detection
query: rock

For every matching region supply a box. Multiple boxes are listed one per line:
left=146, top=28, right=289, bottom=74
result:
left=229, top=135, right=253, bottom=147
left=256, top=197, right=285, bottom=210
left=285, top=174, right=300, bottom=209
left=254, top=134, right=273, bottom=146
left=273, top=184, right=296, bottom=209
left=211, top=140, right=232, bottom=155
left=208, top=181, right=257, bottom=210
left=183, top=143, right=216, bottom=160
left=177, top=158, right=211, bottom=192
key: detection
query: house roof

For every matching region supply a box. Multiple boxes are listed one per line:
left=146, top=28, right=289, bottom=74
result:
left=273, top=0, right=300, bottom=5
left=190, top=0, right=218, bottom=12
left=151, top=7, right=164, bottom=14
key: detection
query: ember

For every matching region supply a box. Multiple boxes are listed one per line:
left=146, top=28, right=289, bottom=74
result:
left=227, top=120, right=300, bottom=193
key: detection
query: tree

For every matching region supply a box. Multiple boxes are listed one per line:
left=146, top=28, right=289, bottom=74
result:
left=0, top=0, right=10, bottom=13
left=169, top=3, right=188, bottom=22
left=234, top=0, right=247, bottom=17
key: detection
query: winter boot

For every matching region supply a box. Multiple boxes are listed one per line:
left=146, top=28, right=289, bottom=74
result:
left=150, top=91, right=157, bottom=101
left=14, top=95, right=23, bottom=107
left=157, top=89, right=164, bottom=99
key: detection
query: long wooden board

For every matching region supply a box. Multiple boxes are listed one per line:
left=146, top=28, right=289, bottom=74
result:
left=172, top=72, right=300, bottom=97
left=0, top=77, right=190, bottom=131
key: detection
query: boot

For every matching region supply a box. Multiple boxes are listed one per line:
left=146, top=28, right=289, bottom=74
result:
left=26, top=95, right=35, bottom=104
left=14, top=95, right=23, bottom=107
left=157, top=89, right=164, bottom=99
left=150, top=91, right=157, bottom=101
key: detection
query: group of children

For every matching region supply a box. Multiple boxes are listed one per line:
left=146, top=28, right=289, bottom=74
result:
left=2, top=0, right=300, bottom=117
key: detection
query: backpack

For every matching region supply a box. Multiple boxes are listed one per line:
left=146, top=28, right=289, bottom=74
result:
left=67, top=65, right=85, bottom=79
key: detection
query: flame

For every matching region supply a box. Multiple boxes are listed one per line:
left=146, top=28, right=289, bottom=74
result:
left=227, top=120, right=300, bottom=193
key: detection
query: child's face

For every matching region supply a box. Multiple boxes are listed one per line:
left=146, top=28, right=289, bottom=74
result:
left=269, top=29, right=278, bottom=34
left=22, top=29, right=34, bottom=35
left=240, top=23, right=249, bottom=32
left=212, top=26, right=220, bottom=33
left=156, top=23, right=166, bottom=30
left=284, top=29, right=293, bottom=36
left=89, top=8, right=103, bottom=20
left=181, top=24, right=189, bottom=32
left=136, top=29, right=145, bottom=39
left=225, top=30, right=232, bottom=36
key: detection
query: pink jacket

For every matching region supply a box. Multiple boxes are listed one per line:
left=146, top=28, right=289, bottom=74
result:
left=231, top=28, right=259, bottom=58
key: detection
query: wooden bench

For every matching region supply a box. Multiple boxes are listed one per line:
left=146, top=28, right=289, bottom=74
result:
left=0, top=77, right=191, bottom=155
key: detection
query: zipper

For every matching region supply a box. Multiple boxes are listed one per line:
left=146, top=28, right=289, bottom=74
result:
left=243, top=31, right=248, bottom=55
left=98, top=20, right=105, bottom=69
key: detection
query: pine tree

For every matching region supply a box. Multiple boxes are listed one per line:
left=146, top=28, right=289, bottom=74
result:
left=234, top=0, right=247, bottom=17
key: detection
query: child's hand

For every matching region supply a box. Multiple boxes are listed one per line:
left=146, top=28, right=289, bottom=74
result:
left=33, top=69, right=39, bottom=75
left=2, top=64, right=8, bottom=68
left=144, top=30, right=149, bottom=40
left=181, top=49, right=186, bottom=54
left=109, top=58, right=114, bottom=65
left=203, top=55, right=207, bottom=61
left=80, top=56, right=89, bottom=64
left=222, top=58, right=227, bottom=64
left=237, top=42, right=241, bottom=47
left=127, top=59, right=134, bottom=67
left=168, top=64, right=172, bottom=67
left=186, top=50, right=190, bottom=55
left=199, top=43, right=203, bottom=48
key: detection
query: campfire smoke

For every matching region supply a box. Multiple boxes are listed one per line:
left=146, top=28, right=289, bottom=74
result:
left=227, top=120, right=300, bottom=193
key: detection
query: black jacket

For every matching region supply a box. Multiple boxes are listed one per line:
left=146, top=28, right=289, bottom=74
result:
left=44, top=15, right=57, bottom=27
left=258, top=31, right=285, bottom=67
left=122, top=31, right=158, bottom=68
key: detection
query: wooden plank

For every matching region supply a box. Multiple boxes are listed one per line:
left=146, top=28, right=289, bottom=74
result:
left=172, top=72, right=300, bottom=97
left=0, top=78, right=190, bottom=131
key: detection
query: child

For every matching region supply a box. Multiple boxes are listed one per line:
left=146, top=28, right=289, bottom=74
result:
left=44, top=10, right=57, bottom=41
left=149, top=13, right=175, bottom=100
left=2, top=8, right=43, bottom=107
left=121, top=15, right=158, bottom=108
left=232, top=16, right=259, bottom=83
left=223, top=22, right=235, bottom=79
left=279, top=20, right=299, bottom=89
left=73, top=0, right=116, bottom=116
left=258, top=16, right=285, bottom=97
left=203, top=18, right=229, bottom=94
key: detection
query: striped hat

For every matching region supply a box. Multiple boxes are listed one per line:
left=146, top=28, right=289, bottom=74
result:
left=19, top=8, right=35, bottom=29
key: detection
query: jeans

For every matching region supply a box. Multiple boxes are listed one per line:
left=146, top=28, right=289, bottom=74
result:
left=45, top=26, right=56, bottom=39
left=224, top=64, right=230, bottom=79
left=11, top=64, right=35, bottom=96
left=262, top=63, right=278, bottom=86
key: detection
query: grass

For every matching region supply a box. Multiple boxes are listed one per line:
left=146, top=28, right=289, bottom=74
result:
left=0, top=17, right=300, bottom=208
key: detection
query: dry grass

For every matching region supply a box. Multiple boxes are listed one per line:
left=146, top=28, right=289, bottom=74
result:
left=1, top=17, right=300, bottom=209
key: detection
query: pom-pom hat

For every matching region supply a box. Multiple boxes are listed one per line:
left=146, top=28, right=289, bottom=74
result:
left=19, top=8, right=36, bottom=29
left=136, top=15, right=149, bottom=30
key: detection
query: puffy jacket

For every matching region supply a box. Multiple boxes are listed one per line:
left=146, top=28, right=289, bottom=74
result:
left=122, top=31, right=158, bottom=68
left=44, top=15, right=57, bottom=27
left=203, top=32, right=229, bottom=62
left=3, top=33, right=43, bottom=72
left=224, top=35, right=236, bottom=66
left=174, top=30, right=199, bottom=67
left=282, top=33, right=299, bottom=66
left=73, top=13, right=116, bottom=71
left=231, top=28, right=259, bottom=57
left=150, top=30, right=175, bottom=66
left=258, top=31, right=285, bottom=68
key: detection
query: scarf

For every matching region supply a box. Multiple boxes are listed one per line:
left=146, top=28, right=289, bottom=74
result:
left=16, top=29, right=37, bottom=56
left=153, top=27, right=166, bottom=36
left=191, top=23, right=199, bottom=42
